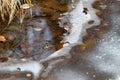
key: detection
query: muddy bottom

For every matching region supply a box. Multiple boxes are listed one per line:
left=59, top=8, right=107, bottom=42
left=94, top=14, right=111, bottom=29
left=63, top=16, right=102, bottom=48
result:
left=0, top=0, right=71, bottom=61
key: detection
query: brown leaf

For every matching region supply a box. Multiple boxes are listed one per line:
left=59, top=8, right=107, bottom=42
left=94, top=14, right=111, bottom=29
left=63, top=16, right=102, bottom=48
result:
left=20, top=4, right=33, bottom=9
left=0, top=35, right=6, bottom=42
left=34, top=27, right=43, bottom=31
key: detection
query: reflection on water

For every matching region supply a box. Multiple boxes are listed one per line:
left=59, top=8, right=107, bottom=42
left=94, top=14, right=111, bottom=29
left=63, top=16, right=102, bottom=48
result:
left=0, top=0, right=70, bottom=60
left=21, top=18, right=55, bottom=60
left=0, top=71, right=33, bottom=80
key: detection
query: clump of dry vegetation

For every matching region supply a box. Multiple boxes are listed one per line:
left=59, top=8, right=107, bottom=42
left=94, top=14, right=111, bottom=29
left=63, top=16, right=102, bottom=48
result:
left=0, top=0, right=32, bottom=25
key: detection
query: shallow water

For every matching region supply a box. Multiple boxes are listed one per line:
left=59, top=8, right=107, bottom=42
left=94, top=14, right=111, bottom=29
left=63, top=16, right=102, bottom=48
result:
left=0, top=0, right=120, bottom=80
left=0, top=0, right=70, bottom=60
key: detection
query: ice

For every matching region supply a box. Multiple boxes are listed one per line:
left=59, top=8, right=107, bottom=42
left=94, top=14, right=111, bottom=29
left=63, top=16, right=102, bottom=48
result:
left=86, top=31, right=120, bottom=72
left=63, top=0, right=100, bottom=44
left=85, top=3, right=120, bottom=79
left=42, top=0, right=100, bottom=62
left=0, top=60, right=43, bottom=80
left=50, top=68, right=89, bottom=80
left=1, top=0, right=118, bottom=80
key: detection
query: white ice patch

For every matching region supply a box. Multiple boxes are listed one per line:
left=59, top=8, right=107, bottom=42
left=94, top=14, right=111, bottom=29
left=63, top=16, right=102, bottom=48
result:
left=86, top=25, right=120, bottom=79
left=41, top=0, right=100, bottom=61
left=0, top=60, right=43, bottom=80
left=64, top=0, right=100, bottom=44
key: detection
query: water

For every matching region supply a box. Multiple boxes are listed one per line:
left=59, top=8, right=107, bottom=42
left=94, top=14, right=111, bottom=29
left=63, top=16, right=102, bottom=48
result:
left=0, top=0, right=120, bottom=80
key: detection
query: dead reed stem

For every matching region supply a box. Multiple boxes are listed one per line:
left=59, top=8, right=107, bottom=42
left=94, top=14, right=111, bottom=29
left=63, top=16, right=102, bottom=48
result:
left=0, top=0, right=32, bottom=25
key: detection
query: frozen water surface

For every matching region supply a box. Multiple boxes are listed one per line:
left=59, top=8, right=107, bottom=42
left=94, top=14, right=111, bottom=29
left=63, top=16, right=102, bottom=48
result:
left=0, top=0, right=120, bottom=80
left=43, top=0, right=120, bottom=80
left=85, top=0, right=120, bottom=80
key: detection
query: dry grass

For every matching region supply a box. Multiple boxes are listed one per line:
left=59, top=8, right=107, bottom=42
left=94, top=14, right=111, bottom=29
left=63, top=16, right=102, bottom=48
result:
left=0, top=0, right=32, bottom=25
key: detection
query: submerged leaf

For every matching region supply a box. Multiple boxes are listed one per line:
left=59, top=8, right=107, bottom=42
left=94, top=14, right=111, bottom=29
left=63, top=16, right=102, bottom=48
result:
left=20, top=3, right=33, bottom=9
left=0, top=35, right=6, bottom=42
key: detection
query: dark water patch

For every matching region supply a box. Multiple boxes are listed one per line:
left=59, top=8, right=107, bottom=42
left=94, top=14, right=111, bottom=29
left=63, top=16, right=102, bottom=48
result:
left=0, top=0, right=71, bottom=60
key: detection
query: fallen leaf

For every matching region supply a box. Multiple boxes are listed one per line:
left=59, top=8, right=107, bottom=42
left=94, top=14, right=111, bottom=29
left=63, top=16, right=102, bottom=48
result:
left=0, top=35, right=6, bottom=42
left=20, top=4, right=33, bottom=9
left=34, top=27, right=43, bottom=31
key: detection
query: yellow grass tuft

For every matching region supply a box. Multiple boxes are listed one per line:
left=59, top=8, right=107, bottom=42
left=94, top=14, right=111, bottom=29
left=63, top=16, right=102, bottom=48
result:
left=0, top=0, right=32, bottom=25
